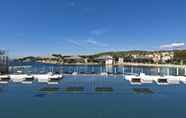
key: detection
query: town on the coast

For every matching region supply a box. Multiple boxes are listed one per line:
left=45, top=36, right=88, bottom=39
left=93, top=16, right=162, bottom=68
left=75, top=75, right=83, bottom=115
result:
left=16, top=43, right=186, bottom=67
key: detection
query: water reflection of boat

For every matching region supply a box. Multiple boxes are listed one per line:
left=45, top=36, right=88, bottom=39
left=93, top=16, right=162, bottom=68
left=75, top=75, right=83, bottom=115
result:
left=0, top=75, right=10, bottom=84
left=64, top=87, right=84, bottom=92
left=48, top=80, right=60, bottom=85
left=39, top=87, right=60, bottom=93
left=21, top=75, right=34, bottom=84
left=132, top=88, right=155, bottom=94
left=95, top=87, right=113, bottom=93
left=34, top=93, right=47, bottom=98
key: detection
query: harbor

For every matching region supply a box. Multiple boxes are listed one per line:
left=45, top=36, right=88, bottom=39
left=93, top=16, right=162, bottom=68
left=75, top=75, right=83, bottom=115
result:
left=1, top=0, right=186, bottom=117
left=5, top=60, right=186, bottom=85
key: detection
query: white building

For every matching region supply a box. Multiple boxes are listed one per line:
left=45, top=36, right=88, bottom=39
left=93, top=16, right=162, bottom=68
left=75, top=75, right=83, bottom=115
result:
left=161, top=56, right=172, bottom=62
left=152, top=53, right=161, bottom=63
left=105, top=56, right=113, bottom=65
left=118, top=57, right=124, bottom=64
left=161, top=52, right=174, bottom=63
left=96, top=55, right=114, bottom=65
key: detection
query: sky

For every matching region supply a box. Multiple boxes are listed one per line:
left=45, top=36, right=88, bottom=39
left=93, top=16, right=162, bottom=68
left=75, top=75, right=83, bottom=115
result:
left=0, top=0, right=185, bottom=57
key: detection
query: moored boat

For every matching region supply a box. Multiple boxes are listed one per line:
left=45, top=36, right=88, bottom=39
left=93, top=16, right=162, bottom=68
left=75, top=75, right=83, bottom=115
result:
left=166, top=76, right=180, bottom=84
left=21, top=75, right=34, bottom=84
left=139, top=73, right=154, bottom=84
left=10, top=74, right=28, bottom=83
left=125, top=75, right=142, bottom=85
left=178, top=76, right=186, bottom=84
left=34, top=72, right=63, bottom=84
left=100, top=72, right=108, bottom=76
left=72, top=72, right=78, bottom=76
left=0, top=75, right=10, bottom=84
left=154, top=76, right=168, bottom=85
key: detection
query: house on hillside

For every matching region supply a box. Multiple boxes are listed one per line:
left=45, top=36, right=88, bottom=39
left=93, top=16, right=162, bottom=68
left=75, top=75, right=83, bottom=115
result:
left=152, top=53, right=161, bottom=63
left=64, top=56, right=84, bottom=64
left=161, top=52, right=174, bottom=63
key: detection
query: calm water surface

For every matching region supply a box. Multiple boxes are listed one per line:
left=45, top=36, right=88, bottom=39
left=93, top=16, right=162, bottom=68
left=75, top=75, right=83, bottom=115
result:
left=0, top=76, right=186, bottom=118
left=10, top=62, right=186, bottom=76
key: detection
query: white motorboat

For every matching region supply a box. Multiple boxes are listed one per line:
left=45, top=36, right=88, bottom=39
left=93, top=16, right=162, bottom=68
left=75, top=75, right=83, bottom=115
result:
left=179, top=76, right=186, bottom=84
left=125, top=74, right=137, bottom=80
left=72, top=72, right=78, bottom=76
left=48, top=73, right=63, bottom=84
left=154, top=76, right=168, bottom=85
left=21, top=75, right=34, bottom=84
left=0, top=75, right=10, bottom=84
left=154, top=75, right=180, bottom=85
left=166, top=76, right=180, bottom=84
left=125, top=75, right=142, bottom=85
left=10, top=74, right=28, bottom=83
left=100, top=72, right=108, bottom=76
left=34, top=74, right=49, bottom=83
left=34, top=72, right=63, bottom=83
left=139, top=73, right=154, bottom=84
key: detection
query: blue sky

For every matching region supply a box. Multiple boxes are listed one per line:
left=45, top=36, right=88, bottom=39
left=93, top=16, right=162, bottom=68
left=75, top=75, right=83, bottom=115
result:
left=0, top=0, right=185, bottom=57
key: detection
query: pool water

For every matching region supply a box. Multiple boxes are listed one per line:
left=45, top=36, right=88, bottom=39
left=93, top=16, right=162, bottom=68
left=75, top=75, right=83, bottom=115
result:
left=0, top=76, right=186, bottom=118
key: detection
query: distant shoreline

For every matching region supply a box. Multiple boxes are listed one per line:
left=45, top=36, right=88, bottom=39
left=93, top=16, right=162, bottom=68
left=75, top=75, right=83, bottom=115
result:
left=115, top=62, right=186, bottom=68
left=37, top=62, right=186, bottom=68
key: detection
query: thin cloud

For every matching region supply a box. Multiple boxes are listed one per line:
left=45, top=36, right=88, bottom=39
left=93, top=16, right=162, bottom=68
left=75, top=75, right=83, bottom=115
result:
left=68, top=1, right=76, bottom=7
left=66, top=39, right=84, bottom=49
left=90, top=28, right=108, bottom=36
left=160, top=42, right=185, bottom=50
left=85, top=38, right=109, bottom=47
left=66, top=38, right=108, bottom=48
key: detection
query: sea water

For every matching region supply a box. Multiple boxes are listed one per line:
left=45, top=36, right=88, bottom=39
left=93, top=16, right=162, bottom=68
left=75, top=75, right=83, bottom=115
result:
left=0, top=76, right=186, bottom=118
